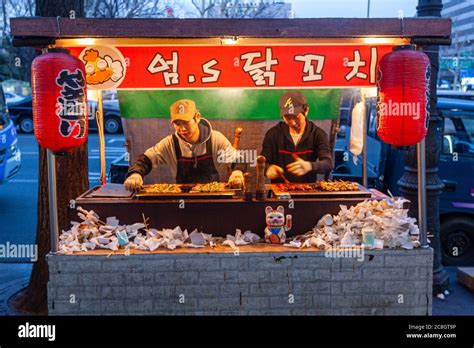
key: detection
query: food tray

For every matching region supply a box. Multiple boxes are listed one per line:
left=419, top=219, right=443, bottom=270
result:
left=135, top=183, right=240, bottom=199
left=267, top=182, right=372, bottom=199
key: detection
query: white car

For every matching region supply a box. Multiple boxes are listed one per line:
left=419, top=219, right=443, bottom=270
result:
left=461, top=77, right=474, bottom=92
left=4, top=92, right=24, bottom=104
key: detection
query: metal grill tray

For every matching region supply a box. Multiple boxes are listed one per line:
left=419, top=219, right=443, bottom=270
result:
left=268, top=183, right=372, bottom=199
left=86, top=184, right=134, bottom=198
left=135, top=184, right=240, bottom=199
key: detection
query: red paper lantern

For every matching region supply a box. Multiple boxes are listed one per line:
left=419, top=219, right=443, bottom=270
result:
left=31, top=49, right=88, bottom=153
left=376, top=45, right=430, bottom=146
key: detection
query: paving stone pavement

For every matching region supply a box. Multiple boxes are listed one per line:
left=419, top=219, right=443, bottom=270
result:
left=0, top=263, right=32, bottom=315
left=432, top=267, right=474, bottom=316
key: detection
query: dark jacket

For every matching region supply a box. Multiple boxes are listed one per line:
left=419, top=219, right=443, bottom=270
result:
left=261, top=120, right=333, bottom=183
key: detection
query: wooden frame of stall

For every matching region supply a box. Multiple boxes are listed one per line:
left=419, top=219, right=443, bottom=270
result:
left=11, top=17, right=452, bottom=244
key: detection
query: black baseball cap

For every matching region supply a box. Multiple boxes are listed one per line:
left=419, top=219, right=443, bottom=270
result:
left=279, top=91, right=307, bottom=117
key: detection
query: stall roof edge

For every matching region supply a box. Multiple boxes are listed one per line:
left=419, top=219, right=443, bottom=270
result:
left=10, top=17, right=451, bottom=44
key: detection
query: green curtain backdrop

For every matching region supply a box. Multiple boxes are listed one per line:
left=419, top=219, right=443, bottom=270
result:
left=118, top=89, right=342, bottom=121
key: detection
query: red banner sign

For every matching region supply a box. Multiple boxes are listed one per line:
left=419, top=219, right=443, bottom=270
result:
left=67, top=45, right=395, bottom=89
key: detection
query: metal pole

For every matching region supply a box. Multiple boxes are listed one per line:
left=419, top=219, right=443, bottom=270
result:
left=361, top=95, right=368, bottom=187
left=47, top=149, right=59, bottom=253
left=417, top=139, right=428, bottom=247
left=97, top=90, right=106, bottom=185
left=367, top=0, right=370, bottom=18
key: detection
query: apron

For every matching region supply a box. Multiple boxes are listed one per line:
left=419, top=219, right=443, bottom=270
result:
left=173, top=134, right=219, bottom=184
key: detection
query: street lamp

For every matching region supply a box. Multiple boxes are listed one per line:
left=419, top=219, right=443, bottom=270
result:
left=399, top=0, right=449, bottom=296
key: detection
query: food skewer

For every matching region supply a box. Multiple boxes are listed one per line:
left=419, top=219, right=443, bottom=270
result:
left=277, top=170, right=291, bottom=184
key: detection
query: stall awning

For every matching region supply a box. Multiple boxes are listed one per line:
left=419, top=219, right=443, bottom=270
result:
left=11, top=17, right=451, bottom=45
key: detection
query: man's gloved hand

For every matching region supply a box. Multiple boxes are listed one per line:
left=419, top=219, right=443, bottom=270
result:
left=228, top=170, right=244, bottom=189
left=265, top=164, right=284, bottom=180
left=286, top=159, right=312, bottom=176
left=124, top=173, right=143, bottom=191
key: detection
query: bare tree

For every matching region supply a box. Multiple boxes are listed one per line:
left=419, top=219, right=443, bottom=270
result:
left=191, top=0, right=290, bottom=18
left=85, top=0, right=172, bottom=18
left=1, top=0, right=35, bottom=35
left=191, top=0, right=215, bottom=18
left=0, top=0, right=36, bottom=81
left=1, top=0, right=7, bottom=40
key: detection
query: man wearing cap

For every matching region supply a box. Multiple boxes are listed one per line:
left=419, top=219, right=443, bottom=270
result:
left=124, top=99, right=245, bottom=190
left=261, top=91, right=333, bottom=183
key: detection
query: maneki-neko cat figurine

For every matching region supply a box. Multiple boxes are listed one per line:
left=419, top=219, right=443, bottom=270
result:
left=264, top=206, right=292, bottom=244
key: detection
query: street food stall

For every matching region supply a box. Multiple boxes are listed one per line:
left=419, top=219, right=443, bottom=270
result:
left=12, top=17, right=451, bottom=315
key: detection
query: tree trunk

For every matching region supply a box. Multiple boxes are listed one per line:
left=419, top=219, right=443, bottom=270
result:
left=11, top=0, right=87, bottom=315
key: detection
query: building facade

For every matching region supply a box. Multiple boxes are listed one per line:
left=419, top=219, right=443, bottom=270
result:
left=440, top=0, right=474, bottom=84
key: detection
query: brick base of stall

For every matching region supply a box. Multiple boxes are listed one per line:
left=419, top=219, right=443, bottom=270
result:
left=46, top=246, right=433, bottom=315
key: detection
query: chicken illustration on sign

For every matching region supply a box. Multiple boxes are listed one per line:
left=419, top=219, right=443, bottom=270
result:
left=79, top=46, right=126, bottom=90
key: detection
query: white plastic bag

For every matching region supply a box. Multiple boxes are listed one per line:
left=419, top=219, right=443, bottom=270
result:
left=349, top=101, right=365, bottom=158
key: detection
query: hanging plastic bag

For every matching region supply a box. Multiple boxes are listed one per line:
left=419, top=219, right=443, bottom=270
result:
left=349, top=100, right=365, bottom=163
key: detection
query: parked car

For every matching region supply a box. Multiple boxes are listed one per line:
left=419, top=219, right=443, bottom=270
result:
left=7, top=96, right=123, bottom=134
left=0, top=85, right=21, bottom=184
left=461, top=77, right=474, bottom=92
left=102, top=90, right=118, bottom=103
left=6, top=96, right=34, bottom=133
left=437, top=90, right=474, bottom=102
left=93, top=98, right=123, bottom=134
left=334, top=95, right=474, bottom=266
left=437, top=79, right=452, bottom=90
left=4, top=91, right=25, bottom=104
